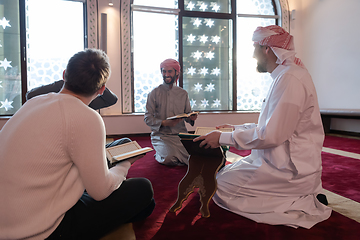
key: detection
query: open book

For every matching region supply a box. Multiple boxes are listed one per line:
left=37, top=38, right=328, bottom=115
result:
left=194, top=127, right=233, bottom=135
left=179, top=126, right=233, bottom=139
left=106, top=141, right=153, bottom=165
left=166, top=111, right=199, bottom=120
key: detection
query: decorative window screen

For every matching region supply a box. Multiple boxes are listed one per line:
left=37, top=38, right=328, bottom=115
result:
left=26, top=0, right=85, bottom=91
left=0, top=0, right=21, bottom=115
left=123, top=0, right=290, bottom=113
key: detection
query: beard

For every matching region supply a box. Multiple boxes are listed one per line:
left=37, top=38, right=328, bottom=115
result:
left=256, top=62, right=267, bottom=73
left=163, top=74, right=177, bottom=85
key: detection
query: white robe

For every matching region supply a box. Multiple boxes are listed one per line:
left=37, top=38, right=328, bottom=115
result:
left=214, top=64, right=332, bottom=229
left=144, top=83, right=193, bottom=165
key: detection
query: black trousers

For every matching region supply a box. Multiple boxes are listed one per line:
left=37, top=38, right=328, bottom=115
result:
left=46, top=138, right=155, bottom=240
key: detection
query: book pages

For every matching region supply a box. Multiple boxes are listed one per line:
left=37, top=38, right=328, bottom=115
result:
left=194, top=127, right=233, bottom=135
left=106, top=141, right=153, bottom=164
left=167, top=111, right=199, bottom=120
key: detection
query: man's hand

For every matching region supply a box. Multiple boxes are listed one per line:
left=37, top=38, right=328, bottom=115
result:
left=216, top=124, right=235, bottom=130
left=161, top=118, right=182, bottom=127
left=193, top=131, right=222, bottom=149
left=189, top=114, right=198, bottom=121
left=111, top=154, right=146, bottom=168
left=126, top=154, right=145, bottom=165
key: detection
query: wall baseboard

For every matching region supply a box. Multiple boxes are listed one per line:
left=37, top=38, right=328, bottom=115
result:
left=327, top=130, right=360, bottom=138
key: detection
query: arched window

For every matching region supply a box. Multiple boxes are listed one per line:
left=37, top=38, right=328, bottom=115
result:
left=121, top=0, right=289, bottom=113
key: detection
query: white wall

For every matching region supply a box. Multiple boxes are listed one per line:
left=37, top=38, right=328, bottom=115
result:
left=97, top=0, right=123, bottom=116
left=288, top=0, right=360, bottom=132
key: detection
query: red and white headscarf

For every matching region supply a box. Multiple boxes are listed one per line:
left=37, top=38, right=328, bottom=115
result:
left=160, top=58, right=180, bottom=83
left=252, top=25, right=304, bottom=67
left=160, top=58, right=181, bottom=83
left=160, top=59, right=180, bottom=73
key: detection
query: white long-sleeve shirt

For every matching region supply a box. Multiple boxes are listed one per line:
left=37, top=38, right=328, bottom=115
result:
left=0, top=93, right=130, bottom=240
left=214, top=64, right=331, bottom=229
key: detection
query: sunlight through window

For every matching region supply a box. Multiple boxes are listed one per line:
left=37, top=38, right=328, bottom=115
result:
left=26, top=0, right=85, bottom=91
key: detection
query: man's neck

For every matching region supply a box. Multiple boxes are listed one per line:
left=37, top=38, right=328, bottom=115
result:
left=163, top=82, right=174, bottom=89
left=268, top=63, right=279, bottom=73
left=59, top=88, right=95, bottom=105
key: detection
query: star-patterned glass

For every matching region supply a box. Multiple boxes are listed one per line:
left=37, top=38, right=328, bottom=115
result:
left=183, top=17, right=233, bottom=110
left=132, top=0, right=279, bottom=113
left=0, top=0, right=86, bottom=116
left=26, top=0, right=85, bottom=92
left=184, top=0, right=231, bottom=14
left=0, top=0, right=21, bottom=115
left=236, top=17, right=275, bottom=110
left=237, top=0, right=275, bottom=15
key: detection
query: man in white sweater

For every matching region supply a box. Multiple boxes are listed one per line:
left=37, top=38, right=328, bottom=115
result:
left=0, top=49, right=154, bottom=240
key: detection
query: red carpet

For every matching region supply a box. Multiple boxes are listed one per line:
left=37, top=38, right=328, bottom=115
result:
left=323, top=135, right=360, bottom=154
left=125, top=136, right=360, bottom=240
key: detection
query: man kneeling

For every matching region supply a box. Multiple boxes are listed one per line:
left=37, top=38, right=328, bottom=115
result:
left=194, top=25, right=331, bottom=229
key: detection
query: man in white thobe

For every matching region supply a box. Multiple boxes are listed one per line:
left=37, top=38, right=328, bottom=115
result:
left=144, top=59, right=197, bottom=166
left=194, top=25, right=332, bottom=228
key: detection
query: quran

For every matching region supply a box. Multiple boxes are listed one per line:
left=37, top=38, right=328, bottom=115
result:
left=106, top=141, right=153, bottom=165
left=166, top=111, right=199, bottom=120
left=179, top=126, right=233, bottom=139
left=194, top=126, right=233, bottom=135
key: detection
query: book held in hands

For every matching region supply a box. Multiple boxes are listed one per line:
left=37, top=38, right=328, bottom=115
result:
left=106, top=141, right=153, bottom=165
left=178, top=126, right=233, bottom=139
left=179, top=127, right=233, bottom=151
left=166, top=111, right=200, bottom=120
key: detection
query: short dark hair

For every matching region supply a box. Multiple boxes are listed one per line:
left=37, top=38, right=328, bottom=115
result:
left=64, top=48, right=111, bottom=96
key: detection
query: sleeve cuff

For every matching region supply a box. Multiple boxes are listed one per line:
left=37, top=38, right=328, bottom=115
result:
left=219, top=132, right=235, bottom=146
left=112, top=160, right=131, bottom=174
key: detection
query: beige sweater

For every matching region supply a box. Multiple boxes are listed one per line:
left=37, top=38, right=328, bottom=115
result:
left=0, top=93, right=130, bottom=240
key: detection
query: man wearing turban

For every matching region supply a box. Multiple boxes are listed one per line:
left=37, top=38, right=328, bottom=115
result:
left=144, top=59, right=197, bottom=165
left=194, top=25, right=331, bottom=228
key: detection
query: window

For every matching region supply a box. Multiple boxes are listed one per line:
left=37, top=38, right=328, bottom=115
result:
left=182, top=15, right=233, bottom=111
left=0, top=0, right=86, bottom=116
left=132, top=1, right=179, bottom=112
left=0, top=0, right=21, bottom=115
left=130, top=0, right=288, bottom=113
left=26, top=0, right=85, bottom=91
left=236, top=1, right=277, bottom=110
